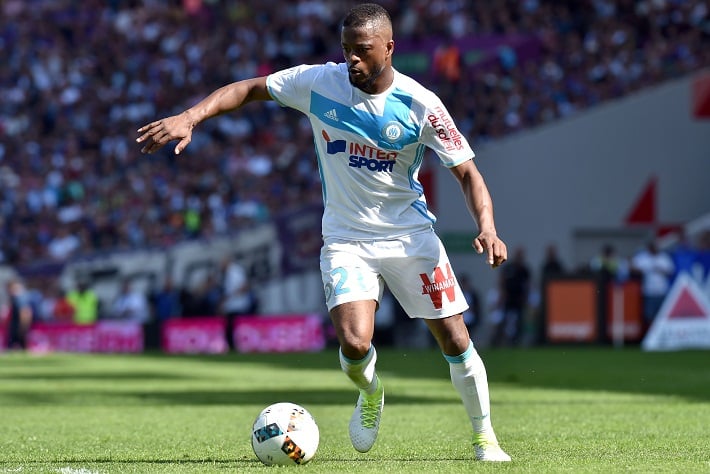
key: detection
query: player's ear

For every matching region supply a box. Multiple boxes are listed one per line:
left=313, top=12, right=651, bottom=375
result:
left=386, top=40, right=394, bottom=58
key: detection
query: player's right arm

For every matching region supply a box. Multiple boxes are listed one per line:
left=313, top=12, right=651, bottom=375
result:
left=136, top=77, right=271, bottom=155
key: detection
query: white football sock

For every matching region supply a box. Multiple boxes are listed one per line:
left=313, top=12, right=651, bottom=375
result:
left=339, top=345, right=378, bottom=394
left=446, top=341, right=496, bottom=439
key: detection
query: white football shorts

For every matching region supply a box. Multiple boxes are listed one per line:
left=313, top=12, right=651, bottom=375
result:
left=320, top=229, right=470, bottom=319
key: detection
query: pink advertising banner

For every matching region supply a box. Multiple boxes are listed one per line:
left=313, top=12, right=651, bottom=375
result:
left=27, top=322, right=143, bottom=353
left=233, top=314, right=325, bottom=353
left=161, top=316, right=229, bottom=354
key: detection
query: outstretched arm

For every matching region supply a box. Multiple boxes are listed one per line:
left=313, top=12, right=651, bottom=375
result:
left=449, top=158, right=507, bottom=268
left=136, top=76, right=271, bottom=155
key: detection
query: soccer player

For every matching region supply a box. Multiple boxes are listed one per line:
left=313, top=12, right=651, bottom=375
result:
left=137, top=3, right=511, bottom=462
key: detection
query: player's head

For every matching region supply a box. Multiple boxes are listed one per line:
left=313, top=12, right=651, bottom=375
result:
left=341, top=3, right=394, bottom=94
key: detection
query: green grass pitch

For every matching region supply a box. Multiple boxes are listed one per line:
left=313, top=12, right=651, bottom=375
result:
left=1, top=347, right=709, bottom=473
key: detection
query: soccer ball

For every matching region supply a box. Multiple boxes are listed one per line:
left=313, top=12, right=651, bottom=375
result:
left=251, top=402, right=320, bottom=466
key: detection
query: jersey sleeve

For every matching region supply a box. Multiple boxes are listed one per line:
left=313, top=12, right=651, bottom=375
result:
left=419, top=95, right=475, bottom=167
left=266, top=64, right=324, bottom=114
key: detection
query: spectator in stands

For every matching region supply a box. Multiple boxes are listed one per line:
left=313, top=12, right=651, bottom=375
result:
left=150, top=276, right=182, bottom=322
left=669, top=230, right=699, bottom=280
left=0, top=0, right=707, bottom=270
left=181, top=274, right=222, bottom=317
left=5, top=279, right=33, bottom=350
left=109, top=279, right=150, bottom=324
left=66, top=277, right=100, bottom=325
left=24, top=277, right=49, bottom=323
left=631, top=241, right=675, bottom=324
left=590, top=243, right=629, bottom=282
left=46, top=286, right=76, bottom=323
left=483, top=273, right=505, bottom=348
left=698, top=231, right=710, bottom=282
left=219, top=257, right=257, bottom=317
left=541, top=243, right=566, bottom=280
left=433, top=36, right=462, bottom=84
left=497, top=246, right=531, bottom=346
left=47, top=225, right=81, bottom=261
left=459, top=274, right=482, bottom=337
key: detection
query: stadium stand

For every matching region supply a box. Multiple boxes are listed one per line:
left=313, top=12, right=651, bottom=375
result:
left=0, top=0, right=708, bottom=321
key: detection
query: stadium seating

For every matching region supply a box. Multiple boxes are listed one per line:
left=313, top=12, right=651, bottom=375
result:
left=0, top=1, right=707, bottom=315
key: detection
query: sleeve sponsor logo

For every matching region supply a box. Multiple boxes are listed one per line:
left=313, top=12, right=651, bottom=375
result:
left=427, top=106, right=464, bottom=152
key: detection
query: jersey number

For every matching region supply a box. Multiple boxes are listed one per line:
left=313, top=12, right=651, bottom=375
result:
left=331, top=267, right=368, bottom=296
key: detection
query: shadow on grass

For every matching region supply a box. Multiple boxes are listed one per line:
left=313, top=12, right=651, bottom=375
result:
left=0, top=387, right=459, bottom=407
left=140, top=347, right=710, bottom=403
left=481, top=347, right=710, bottom=403
left=0, top=371, right=192, bottom=381
left=2, top=347, right=709, bottom=404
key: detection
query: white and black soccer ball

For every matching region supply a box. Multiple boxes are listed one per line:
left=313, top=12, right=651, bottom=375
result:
left=251, top=402, right=320, bottom=466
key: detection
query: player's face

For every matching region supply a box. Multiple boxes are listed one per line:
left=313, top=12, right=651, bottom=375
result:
left=341, top=24, right=392, bottom=94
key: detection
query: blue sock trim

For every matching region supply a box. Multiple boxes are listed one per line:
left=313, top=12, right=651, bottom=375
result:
left=340, top=345, right=373, bottom=365
left=443, top=340, right=474, bottom=364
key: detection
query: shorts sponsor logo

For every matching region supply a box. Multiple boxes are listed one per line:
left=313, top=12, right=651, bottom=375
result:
left=420, top=264, right=456, bottom=309
left=322, top=130, right=397, bottom=173
left=427, top=106, right=464, bottom=152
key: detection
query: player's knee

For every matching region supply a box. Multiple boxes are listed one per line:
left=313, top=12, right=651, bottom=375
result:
left=436, top=322, right=471, bottom=355
left=339, top=337, right=371, bottom=360
left=444, top=335, right=470, bottom=356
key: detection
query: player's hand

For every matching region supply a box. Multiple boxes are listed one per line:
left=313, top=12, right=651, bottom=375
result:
left=136, top=111, right=195, bottom=155
left=473, top=231, right=507, bottom=268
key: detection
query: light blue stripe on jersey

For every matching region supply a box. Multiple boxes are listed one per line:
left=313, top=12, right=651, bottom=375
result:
left=409, top=143, right=434, bottom=222
left=409, top=143, right=426, bottom=194
left=310, top=89, right=420, bottom=150
left=313, top=136, right=327, bottom=204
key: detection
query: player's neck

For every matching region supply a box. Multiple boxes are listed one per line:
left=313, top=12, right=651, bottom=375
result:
left=357, top=67, right=394, bottom=95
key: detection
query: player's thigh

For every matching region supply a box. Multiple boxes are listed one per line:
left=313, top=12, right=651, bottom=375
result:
left=381, top=232, right=469, bottom=319
left=320, top=239, right=383, bottom=311
left=329, top=300, right=377, bottom=357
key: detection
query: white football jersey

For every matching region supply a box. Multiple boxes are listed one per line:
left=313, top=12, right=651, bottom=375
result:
left=266, top=62, right=475, bottom=241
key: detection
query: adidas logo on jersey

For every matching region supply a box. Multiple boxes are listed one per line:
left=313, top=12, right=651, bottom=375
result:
left=324, top=109, right=339, bottom=121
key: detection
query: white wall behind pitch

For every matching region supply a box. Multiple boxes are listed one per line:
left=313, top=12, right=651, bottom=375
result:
left=433, top=70, right=710, bottom=298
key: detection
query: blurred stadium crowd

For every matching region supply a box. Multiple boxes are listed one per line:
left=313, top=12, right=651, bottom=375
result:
left=1, top=0, right=708, bottom=270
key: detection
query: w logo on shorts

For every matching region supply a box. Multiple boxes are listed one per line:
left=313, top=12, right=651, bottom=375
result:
left=420, top=264, right=456, bottom=309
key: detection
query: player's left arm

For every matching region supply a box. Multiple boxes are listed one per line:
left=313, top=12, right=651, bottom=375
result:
left=449, top=159, right=507, bottom=268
